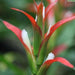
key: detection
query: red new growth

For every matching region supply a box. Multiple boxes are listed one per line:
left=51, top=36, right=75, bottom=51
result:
left=43, top=57, right=74, bottom=69
left=3, top=21, right=32, bottom=54
left=11, top=8, right=42, bottom=36
left=39, top=16, right=75, bottom=54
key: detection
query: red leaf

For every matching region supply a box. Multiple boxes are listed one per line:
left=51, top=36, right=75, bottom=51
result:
left=39, top=16, right=75, bottom=54
left=37, top=2, right=43, bottom=14
left=43, top=57, right=74, bottom=68
left=50, top=16, right=75, bottom=36
left=52, top=44, right=67, bottom=56
left=3, top=21, right=31, bottom=54
left=33, top=0, right=43, bottom=13
left=43, top=0, right=58, bottom=23
left=11, top=8, right=42, bottom=36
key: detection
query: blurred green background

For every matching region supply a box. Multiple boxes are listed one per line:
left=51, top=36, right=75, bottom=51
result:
left=0, top=0, right=75, bottom=75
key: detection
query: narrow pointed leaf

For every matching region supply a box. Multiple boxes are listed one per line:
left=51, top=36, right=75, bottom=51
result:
left=39, top=16, right=75, bottom=54
left=3, top=21, right=37, bottom=74
left=3, top=21, right=31, bottom=53
left=50, top=16, right=75, bottom=36
left=11, top=8, right=43, bottom=57
left=37, top=57, right=74, bottom=75
left=43, top=57, right=74, bottom=68
left=11, top=8, right=42, bottom=36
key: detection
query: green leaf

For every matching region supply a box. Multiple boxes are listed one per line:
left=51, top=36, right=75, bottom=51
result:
left=33, top=30, right=41, bottom=57
left=27, top=52, right=37, bottom=74
left=37, top=41, right=48, bottom=66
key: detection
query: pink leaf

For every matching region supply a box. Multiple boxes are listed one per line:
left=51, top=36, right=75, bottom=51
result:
left=3, top=21, right=31, bottom=54
left=52, top=44, right=67, bottom=56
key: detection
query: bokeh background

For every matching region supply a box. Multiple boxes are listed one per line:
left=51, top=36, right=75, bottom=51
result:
left=0, top=0, right=75, bottom=75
